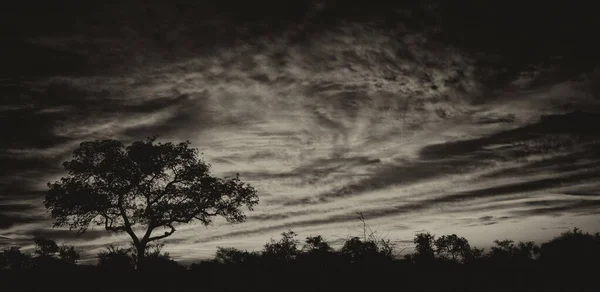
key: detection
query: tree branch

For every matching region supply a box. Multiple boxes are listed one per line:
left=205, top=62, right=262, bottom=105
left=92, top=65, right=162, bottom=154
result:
left=194, top=210, right=217, bottom=220
left=140, top=222, right=156, bottom=244
left=146, top=224, right=176, bottom=242
left=117, top=196, right=140, bottom=246
left=149, top=177, right=180, bottom=206
left=102, top=213, right=126, bottom=232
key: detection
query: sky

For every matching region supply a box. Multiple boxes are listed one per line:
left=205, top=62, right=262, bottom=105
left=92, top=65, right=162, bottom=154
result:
left=2, top=1, right=600, bottom=264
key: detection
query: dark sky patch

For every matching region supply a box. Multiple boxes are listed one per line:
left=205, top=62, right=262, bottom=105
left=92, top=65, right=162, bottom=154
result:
left=27, top=228, right=110, bottom=242
left=0, top=213, right=46, bottom=230
left=511, top=199, right=600, bottom=218
left=420, top=111, right=600, bottom=161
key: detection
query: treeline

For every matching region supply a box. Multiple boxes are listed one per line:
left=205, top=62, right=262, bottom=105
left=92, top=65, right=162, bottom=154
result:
left=1, top=228, right=599, bottom=291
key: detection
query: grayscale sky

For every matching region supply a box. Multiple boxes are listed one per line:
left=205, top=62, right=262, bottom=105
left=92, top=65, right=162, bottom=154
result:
left=1, top=1, right=599, bottom=263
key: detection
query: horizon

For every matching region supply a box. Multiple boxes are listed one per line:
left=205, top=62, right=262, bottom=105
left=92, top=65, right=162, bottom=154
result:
left=2, top=1, right=600, bottom=264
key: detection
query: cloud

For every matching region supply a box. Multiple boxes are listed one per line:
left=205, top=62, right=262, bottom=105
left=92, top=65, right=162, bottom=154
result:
left=512, top=199, right=600, bottom=217
left=3, top=3, right=600, bottom=261
left=0, top=213, right=46, bottom=230
left=28, top=229, right=110, bottom=242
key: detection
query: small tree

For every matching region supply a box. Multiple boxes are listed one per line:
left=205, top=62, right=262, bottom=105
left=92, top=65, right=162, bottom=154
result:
left=33, top=238, right=59, bottom=258
left=340, top=213, right=396, bottom=264
left=300, top=235, right=338, bottom=267
left=434, top=234, right=471, bottom=263
left=263, top=230, right=300, bottom=262
left=58, top=245, right=80, bottom=264
left=302, top=235, right=333, bottom=254
left=407, top=232, right=436, bottom=263
left=32, top=238, right=80, bottom=265
left=463, top=246, right=485, bottom=264
left=45, top=137, right=259, bottom=269
left=340, top=237, right=379, bottom=263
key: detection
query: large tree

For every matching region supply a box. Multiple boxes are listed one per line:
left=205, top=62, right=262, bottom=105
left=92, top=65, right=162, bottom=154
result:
left=45, top=137, right=259, bottom=269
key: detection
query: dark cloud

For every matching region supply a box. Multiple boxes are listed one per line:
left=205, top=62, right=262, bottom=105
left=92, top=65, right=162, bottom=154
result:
left=7, top=1, right=596, bottom=88
left=475, top=113, right=516, bottom=125
left=2, top=40, right=88, bottom=79
left=249, top=210, right=313, bottom=222
left=512, top=199, right=600, bottom=218
left=435, top=169, right=600, bottom=204
left=28, top=228, right=109, bottom=242
left=0, top=213, right=46, bottom=230
left=421, top=111, right=600, bottom=160
left=483, top=147, right=600, bottom=180
left=0, top=101, right=71, bottom=151
left=0, top=203, right=36, bottom=213
left=196, top=211, right=385, bottom=243
left=0, top=229, right=112, bottom=250
left=284, top=158, right=489, bottom=206
left=562, top=191, right=600, bottom=198
left=478, top=216, right=494, bottom=221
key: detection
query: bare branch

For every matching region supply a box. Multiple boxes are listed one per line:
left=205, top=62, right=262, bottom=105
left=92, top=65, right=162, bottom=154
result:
left=147, top=224, right=176, bottom=242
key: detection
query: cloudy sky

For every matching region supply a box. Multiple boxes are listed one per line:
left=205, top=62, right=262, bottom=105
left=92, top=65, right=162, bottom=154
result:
left=2, top=1, right=600, bottom=263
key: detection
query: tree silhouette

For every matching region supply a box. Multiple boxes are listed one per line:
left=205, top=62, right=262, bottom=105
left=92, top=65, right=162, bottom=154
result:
left=539, top=227, right=600, bottom=265
left=45, top=137, right=259, bottom=269
left=434, top=234, right=471, bottom=263
left=31, top=238, right=80, bottom=268
left=263, top=230, right=300, bottom=263
left=340, top=237, right=382, bottom=264
left=463, top=246, right=485, bottom=264
left=299, top=235, right=338, bottom=268
left=302, top=235, right=333, bottom=254
left=58, top=245, right=80, bottom=264
left=407, top=232, right=436, bottom=263
left=0, top=247, right=31, bottom=271
left=33, top=238, right=59, bottom=258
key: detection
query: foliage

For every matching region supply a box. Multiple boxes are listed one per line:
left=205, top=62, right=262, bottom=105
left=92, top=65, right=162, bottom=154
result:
left=2, top=224, right=600, bottom=290
left=302, top=235, right=333, bottom=254
left=215, top=247, right=260, bottom=265
left=31, top=238, right=80, bottom=267
left=341, top=212, right=396, bottom=263
left=539, top=227, right=600, bottom=264
left=262, top=230, right=300, bottom=262
left=406, top=232, right=436, bottom=263
left=434, top=234, right=471, bottom=263
left=488, top=239, right=539, bottom=264
left=45, top=137, right=259, bottom=268
left=97, top=245, right=136, bottom=271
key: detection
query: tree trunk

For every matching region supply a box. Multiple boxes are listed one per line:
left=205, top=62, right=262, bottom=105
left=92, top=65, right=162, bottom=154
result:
left=135, top=243, right=147, bottom=271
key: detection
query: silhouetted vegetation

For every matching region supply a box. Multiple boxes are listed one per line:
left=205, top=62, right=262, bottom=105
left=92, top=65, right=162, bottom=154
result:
left=2, top=227, right=599, bottom=291
left=44, top=137, right=258, bottom=269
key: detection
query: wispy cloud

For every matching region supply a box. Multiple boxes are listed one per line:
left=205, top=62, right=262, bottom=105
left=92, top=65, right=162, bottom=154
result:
left=2, top=9, right=600, bottom=263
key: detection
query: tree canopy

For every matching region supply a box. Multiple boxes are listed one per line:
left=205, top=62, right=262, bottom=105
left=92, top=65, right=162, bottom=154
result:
left=45, top=137, right=259, bottom=268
